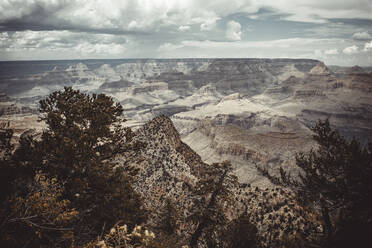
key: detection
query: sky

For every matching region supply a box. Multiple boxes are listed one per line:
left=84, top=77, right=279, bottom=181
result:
left=0, top=0, right=372, bottom=66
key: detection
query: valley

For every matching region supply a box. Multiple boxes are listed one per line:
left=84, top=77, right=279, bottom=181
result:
left=1, top=58, right=372, bottom=186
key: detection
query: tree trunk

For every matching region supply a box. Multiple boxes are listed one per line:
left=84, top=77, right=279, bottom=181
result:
left=320, top=195, right=333, bottom=245
left=190, top=169, right=228, bottom=248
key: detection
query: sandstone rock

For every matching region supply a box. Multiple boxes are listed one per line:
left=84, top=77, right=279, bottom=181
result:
left=119, top=116, right=321, bottom=246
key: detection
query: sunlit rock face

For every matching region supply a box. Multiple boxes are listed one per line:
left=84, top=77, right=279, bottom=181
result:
left=115, top=115, right=322, bottom=246
left=1, top=58, right=371, bottom=186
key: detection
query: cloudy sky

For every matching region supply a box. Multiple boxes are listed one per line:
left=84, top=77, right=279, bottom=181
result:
left=1, top=0, right=372, bottom=65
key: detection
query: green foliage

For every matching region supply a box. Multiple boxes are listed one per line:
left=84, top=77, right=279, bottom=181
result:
left=189, top=161, right=259, bottom=248
left=0, top=128, right=13, bottom=158
left=38, top=87, right=146, bottom=241
left=152, top=199, right=186, bottom=247
left=156, top=198, right=178, bottom=235
left=0, top=129, right=15, bottom=202
left=189, top=161, right=242, bottom=248
left=36, top=86, right=131, bottom=178
left=297, top=121, right=372, bottom=216
left=289, top=119, right=372, bottom=246
left=1, top=87, right=147, bottom=246
left=84, top=224, right=156, bottom=248
left=222, top=213, right=258, bottom=248
left=1, top=173, right=77, bottom=247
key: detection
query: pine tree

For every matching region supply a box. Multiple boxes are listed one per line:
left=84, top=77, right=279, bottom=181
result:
left=0, top=128, right=15, bottom=202
left=222, top=213, right=257, bottom=248
left=189, top=161, right=240, bottom=248
left=284, top=119, right=372, bottom=247
left=14, top=87, right=147, bottom=244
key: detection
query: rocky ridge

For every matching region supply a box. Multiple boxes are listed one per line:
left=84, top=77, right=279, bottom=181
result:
left=115, top=115, right=322, bottom=246
left=1, top=58, right=371, bottom=188
left=1, top=112, right=322, bottom=246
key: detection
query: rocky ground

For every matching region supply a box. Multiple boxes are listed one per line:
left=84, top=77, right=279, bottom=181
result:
left=114, top=115, right=323, bottom=246
left=0, top=111, right=323, bottom=246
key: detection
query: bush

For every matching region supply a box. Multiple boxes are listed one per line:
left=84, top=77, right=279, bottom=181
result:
left=1, top=172, right=77, bottom=247
left=84, top=224, right=156, bottom=248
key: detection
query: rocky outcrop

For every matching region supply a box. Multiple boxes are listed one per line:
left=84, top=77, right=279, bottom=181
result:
left=128, top=82, right=168, bottom=95
left=139, top=115, right=207, bottom=175
left=341, top=71, right=372, bottom=92
left=294, top=89, right=325, bottom=98
left=65, top=62, right=89, bottom=72
left=0, top=104, right=37, bottom=116
left=264, top=86, right=291, bottom=95
left=345, top=65, right=365, bottom=75
left=0, top=109, right=325, bottom=246
left=0, top=93, right=38, bottom=117
left=117, top=116, right=321, bottom=246
left=99, top=79, right=135, bottom=89
left=309, top=62, right=332, bottom=76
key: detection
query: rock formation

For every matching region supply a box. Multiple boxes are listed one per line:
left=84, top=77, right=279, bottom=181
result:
left=0, top=58, right=371, bottom=188
left=116, top=116, right=322, bottom=246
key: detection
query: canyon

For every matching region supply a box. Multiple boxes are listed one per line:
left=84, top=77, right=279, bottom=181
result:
left=1, top=58, right=372, bottom=187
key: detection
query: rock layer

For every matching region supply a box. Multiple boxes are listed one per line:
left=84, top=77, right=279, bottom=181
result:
left=1, top=58, right=371, bottom=187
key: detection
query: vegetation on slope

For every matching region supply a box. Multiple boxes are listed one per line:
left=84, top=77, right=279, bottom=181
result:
left=1, top=88, right=371, bottom=247
left=1, top=87, right=147, bottom=247
left=281, top=119, right=372, bottom=247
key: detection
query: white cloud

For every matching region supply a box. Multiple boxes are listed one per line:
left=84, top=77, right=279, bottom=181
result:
left=200, top=17, right=219, bottom=31
left=314, top=49, right=323, bottom=57
left=352, top=32, right=372, bottom=41
left=75, top=42, right=126, bottom=55
left=343, top=45, right=359, bottom=55
left=324, top=49, right=338, bottom=55
left=1, top=1, right=372, bottom=65
left=1, top=0, right=372, bottom=35
left=165, top=38, right=372, bottom=66
left=225, top=20, right=242, bottom=41
left=157, top=42, right=184, bottom=52
left=364, top=41, right=372, bottom=51
left=1, top=30, right=127, bottom=55
left=178, top=25, right=191, bottom=32
left=259, top=0, right=372, bottom=23
left=181, top=37, right=340, bottom=50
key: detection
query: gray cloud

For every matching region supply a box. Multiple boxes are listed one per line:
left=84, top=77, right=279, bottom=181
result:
left=178, top=25, right=191, bottom=32
left=343, top=45, right=359, bottom=55
left=0, top=0, right=372, bottom=65
left=324, top=49, right=339, bottom=55
left=2, top=0, right=372, bottom=34
left=352, top=32, right=372, bottom=41
left=364, top=41, right=372, bottom=51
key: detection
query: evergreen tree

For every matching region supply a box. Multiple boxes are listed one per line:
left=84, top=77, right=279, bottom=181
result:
left=153, top=199, right=184, bottom=247
left=284, top=119, right=372, bottom=247
left=222, top=213, right=258, bottom=248
left=0, top=128, right=15, bottom=202
left=189, top=161, right=246, bottom=248
left=13, top=87, right=147, bottom=244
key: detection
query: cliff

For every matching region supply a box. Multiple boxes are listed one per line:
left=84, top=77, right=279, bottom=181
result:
left=113, top=116, right=321, bottom=246
left=1, top=58, right=372, bottom=192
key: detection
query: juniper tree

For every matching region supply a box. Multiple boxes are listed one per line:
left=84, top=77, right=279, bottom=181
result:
left=282, top=119, right=372, bottom=247
left=15, top=87, right=147, bottom=244
left=222, top=213, right=258, bottom=248
left=189, top=161, right=256, bottom=248
left=0, top=128, right=14, bottom=201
